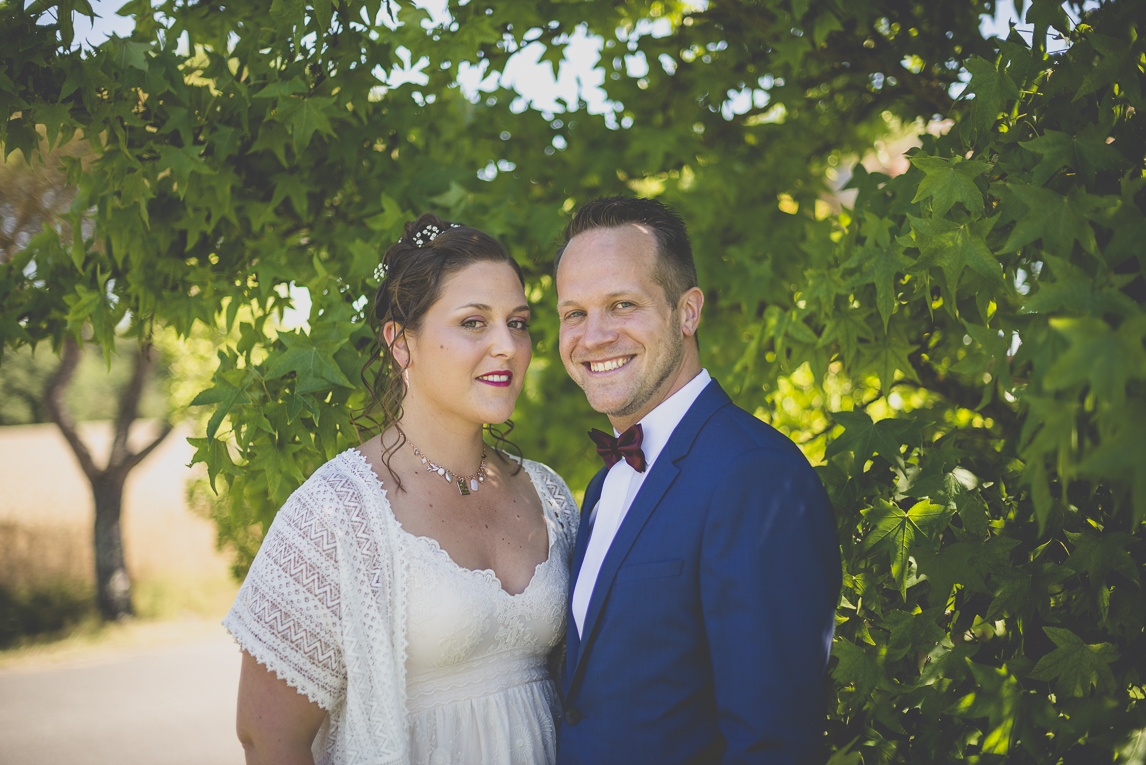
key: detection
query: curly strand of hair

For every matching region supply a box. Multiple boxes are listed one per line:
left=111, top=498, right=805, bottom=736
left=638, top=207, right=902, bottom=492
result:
left=484, top=420, right=524, bottom=475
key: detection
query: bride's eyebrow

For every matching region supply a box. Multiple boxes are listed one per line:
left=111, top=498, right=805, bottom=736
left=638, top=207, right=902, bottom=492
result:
left=455, top=303, right=531, bottom=314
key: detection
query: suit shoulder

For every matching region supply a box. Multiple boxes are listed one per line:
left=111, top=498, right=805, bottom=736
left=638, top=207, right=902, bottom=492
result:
left=703, top=402, right=809, bottom=462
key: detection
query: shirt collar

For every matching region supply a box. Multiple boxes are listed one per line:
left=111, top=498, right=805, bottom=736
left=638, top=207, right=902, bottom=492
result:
left=617, top=369, right=711, bottom=472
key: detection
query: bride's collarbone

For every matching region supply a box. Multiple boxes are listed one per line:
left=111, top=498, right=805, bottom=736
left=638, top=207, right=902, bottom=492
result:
left=388, top=464, right=549, bottom=578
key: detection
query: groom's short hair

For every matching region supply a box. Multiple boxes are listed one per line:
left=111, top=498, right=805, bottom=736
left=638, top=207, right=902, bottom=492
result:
left=556, top=196, right=698, bottom=307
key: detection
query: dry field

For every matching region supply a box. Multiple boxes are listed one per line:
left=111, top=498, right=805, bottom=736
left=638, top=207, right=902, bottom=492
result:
left=0, top=421, right=237, bottom=615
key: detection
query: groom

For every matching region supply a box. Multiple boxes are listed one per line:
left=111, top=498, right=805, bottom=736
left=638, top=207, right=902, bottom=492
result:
left=554, top=197, right=841, bottom=765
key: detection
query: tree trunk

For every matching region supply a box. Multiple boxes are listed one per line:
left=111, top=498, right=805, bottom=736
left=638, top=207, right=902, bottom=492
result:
left=93, top=472, right=133, bottom=620
left=44, top=336, right=173, bottom=622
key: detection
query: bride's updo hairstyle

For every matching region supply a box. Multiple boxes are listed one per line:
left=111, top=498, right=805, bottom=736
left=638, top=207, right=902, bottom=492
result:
left=358, top=212, right=526, bottom=486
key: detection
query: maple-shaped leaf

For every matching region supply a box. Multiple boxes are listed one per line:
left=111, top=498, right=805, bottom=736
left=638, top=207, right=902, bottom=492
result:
left=1065, top=530, right=1140, bottom=588
left=1021, top=128, right=1125, bottom=186
left=948, top=660, right=1024, bottom=754
left=263, top=330, right=355, bottom=394
left=857, top=330, right=920, bottom=396
left=844, top=243, right=913, bottom=330
left=964, top=56, right=1020, bottom=133
left=286, top=95, right=335, bottom=152
left=863, top=498, right=951, bottom=597
left=910, top=155, right=990, bottom=217
left=818, top=309, right=874, bottom=368
left=1075, top=33, right=1143, bottom=105
left=825, top=410, right=916, bottom=470
left=1076, top=403, right=1146, bottom=524
left=189, top=379, right=252, bottom=439
left=908, top=215, right=1003, bottom=297
left=187, top=436, right=241, bottom=492
left=986, top=561, right=1072, bottom=622
left=1027, top=626, right=1119, bottom=697
left=1002, top=184, right=1099, bottom=257
left=156, top=145, right=216, bottom=199
left=1022, top=256, right=1141, bottom=317
left=914, top=542, right=990, bottom=608
left=1045, top=315, right=1146, bottom=408
left=831, top=638, right=888, bottom=696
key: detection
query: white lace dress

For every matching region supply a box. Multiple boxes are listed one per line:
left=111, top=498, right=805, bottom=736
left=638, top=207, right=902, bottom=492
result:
left=223, top=449, right=579, bottom=765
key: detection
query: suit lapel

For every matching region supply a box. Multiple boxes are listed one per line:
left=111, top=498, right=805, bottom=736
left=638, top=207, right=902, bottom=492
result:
left=569, top=380, right=733, bottom=685
left=565, top=466, right=607, bottom=689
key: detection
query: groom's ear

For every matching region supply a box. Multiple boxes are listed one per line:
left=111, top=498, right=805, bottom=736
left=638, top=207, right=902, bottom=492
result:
left=382, top=321, right=412, bottom=368
left=678, top=287, right=704, bottom=338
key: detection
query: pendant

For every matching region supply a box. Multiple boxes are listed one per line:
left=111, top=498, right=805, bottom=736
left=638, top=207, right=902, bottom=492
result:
left=458, top=478, right=470, bottom=495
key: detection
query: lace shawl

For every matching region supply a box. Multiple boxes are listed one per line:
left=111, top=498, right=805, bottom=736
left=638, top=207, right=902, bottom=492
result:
left=224, top=449, right=579, bottom=765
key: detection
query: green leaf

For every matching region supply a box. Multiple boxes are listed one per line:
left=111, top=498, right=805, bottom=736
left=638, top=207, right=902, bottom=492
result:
left=908, top=215, right=1003, bottom=296
left=825, top=411, right=915, bottom=470
left=1065, top=530, right=1140, bottom=587
left=1022, top=128, right=1125, bottom=187
left=1028, top=626, right=1119, bottom=697
left=818, top=310, right=874, bottom=368
left=286, top=96, right=335, bottom=151
left=1045, top=316, right=1146, bottom=407
left=964, top=56, right=1020, bottom=133
left=109, top=37, right=151, bottom=71
left=910, top=155, right=989, bottom=217
left=187, top=436, right=240, bottom=492
left=831, top=639, right=887, bottom=696
left=844, top=243, right=913, bottom=331
left=252, top=78, right=308, bottom=100
left=914, top=543, right=990, bottom=608
left=1074, top=33, right=1142, bottom=104
left=156, top=145, right=216, bottom=199
left=857, top=331, right=920, bottom=396
left=263, top=330, right=355, bottom=393
left=863, top=499, right=950, bottom=597
left=1003, top=184, right=1099, bottom=257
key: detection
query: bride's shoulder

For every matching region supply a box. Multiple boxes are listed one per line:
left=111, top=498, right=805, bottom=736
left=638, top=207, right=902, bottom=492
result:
left=277, top=448, right=383, bottom=522
left=515, top=457, right=577, bottom=509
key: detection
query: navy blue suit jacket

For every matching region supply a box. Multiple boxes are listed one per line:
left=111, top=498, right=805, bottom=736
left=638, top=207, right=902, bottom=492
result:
left=559, top=379, right=840, bottom=765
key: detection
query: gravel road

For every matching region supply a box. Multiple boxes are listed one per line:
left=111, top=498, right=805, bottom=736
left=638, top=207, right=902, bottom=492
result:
left=0, top=630, right=245, bottom=765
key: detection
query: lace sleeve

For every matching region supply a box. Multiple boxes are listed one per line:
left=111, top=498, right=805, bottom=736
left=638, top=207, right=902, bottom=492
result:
left=529, top=460, right=580, bottom=551
left=223, top=489, right=347, bottom=711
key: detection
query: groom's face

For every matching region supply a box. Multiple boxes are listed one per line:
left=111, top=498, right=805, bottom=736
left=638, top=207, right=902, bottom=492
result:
left=556, top=224, right=685, bottom=429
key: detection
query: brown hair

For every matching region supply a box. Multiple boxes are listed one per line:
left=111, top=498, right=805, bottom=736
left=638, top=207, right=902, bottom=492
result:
left=356, top=213, right=525, bottom=488
left=555, top=196, right=698, bottom=306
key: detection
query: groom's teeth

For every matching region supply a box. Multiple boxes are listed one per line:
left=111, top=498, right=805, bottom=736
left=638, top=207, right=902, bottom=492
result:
left=590, top=358, right=630, bottom=373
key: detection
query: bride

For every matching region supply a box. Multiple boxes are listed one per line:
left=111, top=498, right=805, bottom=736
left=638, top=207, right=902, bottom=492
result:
left=224, top=214, right=579, bottom=765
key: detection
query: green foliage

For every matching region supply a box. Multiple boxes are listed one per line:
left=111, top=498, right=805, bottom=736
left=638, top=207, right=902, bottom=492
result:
left=0, top=581, right=96, bottom=648
left=3, top=0, right=1144, bottom=761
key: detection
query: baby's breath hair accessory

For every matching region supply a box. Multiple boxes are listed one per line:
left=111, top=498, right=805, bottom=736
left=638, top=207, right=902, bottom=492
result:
left=409, top=221, right=462, bottom=248
left=373, top=262, right=388, bottom=281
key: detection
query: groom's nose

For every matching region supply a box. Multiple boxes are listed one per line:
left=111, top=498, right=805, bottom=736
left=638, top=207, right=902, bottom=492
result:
left=578, top=311, right=619, bottom=350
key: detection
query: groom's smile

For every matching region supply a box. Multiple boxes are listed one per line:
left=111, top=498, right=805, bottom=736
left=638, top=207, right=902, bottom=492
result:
left=587, top=357, right=634, bottom=373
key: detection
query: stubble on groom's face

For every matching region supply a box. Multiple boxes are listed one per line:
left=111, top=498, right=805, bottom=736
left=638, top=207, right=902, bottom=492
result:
left=555, top=225, right=686, bottom=427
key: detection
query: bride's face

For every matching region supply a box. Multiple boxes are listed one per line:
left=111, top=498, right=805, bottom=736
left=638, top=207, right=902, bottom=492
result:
left=399, top=260, right=532, bottom=428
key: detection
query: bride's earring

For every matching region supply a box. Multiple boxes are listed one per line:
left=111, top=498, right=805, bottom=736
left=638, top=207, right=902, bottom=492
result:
left=403, top=368, right=410, bottom=388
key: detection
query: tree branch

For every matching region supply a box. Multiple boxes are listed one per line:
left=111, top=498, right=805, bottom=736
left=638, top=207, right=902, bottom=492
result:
left=121, top=420, right=174, bottom=475
left=109, top=341, right=152, bottom=469
left=44, top=335, right=99, bottom=481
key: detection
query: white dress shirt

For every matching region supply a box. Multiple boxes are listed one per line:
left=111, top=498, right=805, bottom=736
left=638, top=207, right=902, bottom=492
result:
left=571, top=369, right=712, bottom=636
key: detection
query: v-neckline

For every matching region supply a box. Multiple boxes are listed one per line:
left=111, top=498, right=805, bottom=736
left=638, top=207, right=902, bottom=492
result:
left=345, top=448, right=555, bottom=598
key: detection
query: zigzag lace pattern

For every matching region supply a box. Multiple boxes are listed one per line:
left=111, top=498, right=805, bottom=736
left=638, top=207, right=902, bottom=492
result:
left=224, top=450, right=578, bottom=765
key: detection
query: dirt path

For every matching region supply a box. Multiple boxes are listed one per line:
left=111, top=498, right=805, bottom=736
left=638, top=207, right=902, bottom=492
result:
left=0, top=620, right=245, bottom=765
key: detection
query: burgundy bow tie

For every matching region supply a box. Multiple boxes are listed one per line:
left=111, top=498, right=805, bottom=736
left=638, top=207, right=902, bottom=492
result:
left=588, top=424, right=647, bottom=473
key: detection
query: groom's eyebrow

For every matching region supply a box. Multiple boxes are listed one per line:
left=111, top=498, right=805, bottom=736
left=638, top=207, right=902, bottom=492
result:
left=559, top=291, right=630, bottom=308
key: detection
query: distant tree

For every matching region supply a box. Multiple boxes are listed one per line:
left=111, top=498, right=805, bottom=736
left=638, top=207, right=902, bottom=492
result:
left=1, top=140, right=171, bottom=620
left=44, top=336, right=171, bottom=620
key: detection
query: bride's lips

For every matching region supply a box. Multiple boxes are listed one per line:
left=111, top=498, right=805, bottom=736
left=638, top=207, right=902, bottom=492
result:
left=477, top=371, right=513, bottom=387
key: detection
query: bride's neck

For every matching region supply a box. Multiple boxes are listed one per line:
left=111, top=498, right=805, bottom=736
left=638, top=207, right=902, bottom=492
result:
left=389, top=406, right=486, bottom=473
